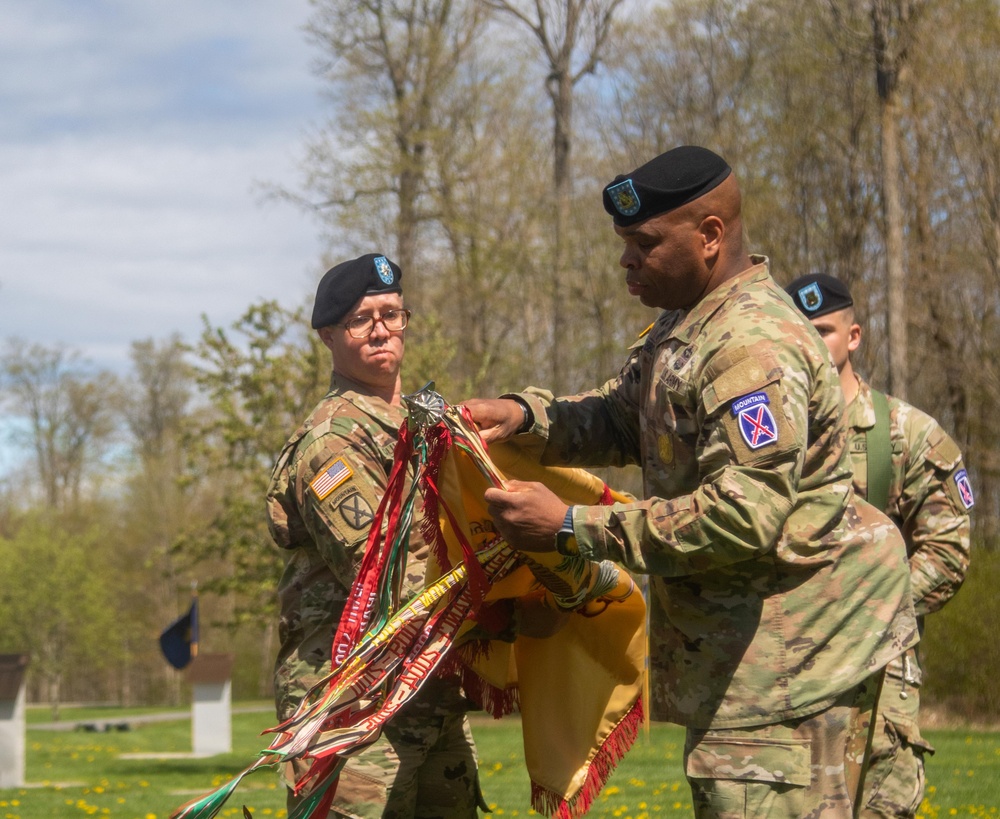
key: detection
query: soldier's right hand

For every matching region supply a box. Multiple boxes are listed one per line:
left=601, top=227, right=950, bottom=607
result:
left=461, top=398, right=526, bottom=444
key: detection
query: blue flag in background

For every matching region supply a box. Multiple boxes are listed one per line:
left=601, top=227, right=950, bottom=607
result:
left=159, top=597, right=199, bottom=669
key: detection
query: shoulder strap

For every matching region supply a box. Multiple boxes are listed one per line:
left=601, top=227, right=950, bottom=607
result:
left=866, top=389, right=893, bottom=512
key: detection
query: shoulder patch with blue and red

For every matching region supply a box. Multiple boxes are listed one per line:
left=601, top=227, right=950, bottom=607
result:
left=731, top=391, right=779, bottom=450
left=954, top=468, right=975, bottom=510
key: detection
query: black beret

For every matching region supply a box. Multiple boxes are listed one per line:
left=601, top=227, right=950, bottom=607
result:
left=602, top=146, right=732, bottom=227
left=311, top=253, right=403, bottom=329
left=785, top=273, right=854, bottom=319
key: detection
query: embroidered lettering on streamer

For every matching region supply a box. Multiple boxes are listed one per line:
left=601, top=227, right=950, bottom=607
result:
left=732, top=391, right=778, bottom=449
left=955, top=469, right=975, bottom=509
left=310, top=457, right=353, bottom=500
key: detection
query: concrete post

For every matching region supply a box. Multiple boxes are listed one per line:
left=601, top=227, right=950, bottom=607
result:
left=186, top=653, right=234, bottom=755
left=0, top=654, right=29, bottom=787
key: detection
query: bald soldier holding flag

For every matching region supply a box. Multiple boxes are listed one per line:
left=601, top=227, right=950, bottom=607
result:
left=464, top=146, right=919, bottom=818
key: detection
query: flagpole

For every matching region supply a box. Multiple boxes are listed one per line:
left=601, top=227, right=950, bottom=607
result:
left=190, top=581, right=199, bottom=661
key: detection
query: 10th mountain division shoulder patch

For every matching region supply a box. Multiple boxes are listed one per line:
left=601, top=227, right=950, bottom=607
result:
left=731, top=391, right=779, bottom=450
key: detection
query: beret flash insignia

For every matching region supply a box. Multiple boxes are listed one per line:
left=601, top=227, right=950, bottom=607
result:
left=374, top=255, right=395, bottom=285
left=797, top=282, right=823, bottom=312
left=607, top=179, right=641, bottom=217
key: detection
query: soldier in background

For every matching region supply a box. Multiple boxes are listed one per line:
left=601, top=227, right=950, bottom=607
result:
left=266, top=254, right=483, bottom=818
left=464, top=146, right=919, bottom=817
left=787, top=273, right=973, bottom=819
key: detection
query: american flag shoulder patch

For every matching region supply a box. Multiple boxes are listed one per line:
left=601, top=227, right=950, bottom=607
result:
left=310, top=457, right=353, bottom=500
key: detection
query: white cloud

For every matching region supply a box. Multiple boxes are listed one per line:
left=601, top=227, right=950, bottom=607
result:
left=0, top=0, right=327, bottom=375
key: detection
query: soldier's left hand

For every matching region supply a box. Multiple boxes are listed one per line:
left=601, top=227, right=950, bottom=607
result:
left=484, top=480, right=566, bottom=553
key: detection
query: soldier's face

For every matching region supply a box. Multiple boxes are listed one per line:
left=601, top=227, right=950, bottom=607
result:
left=321, top=292, right=406, bottom=390
left=809, top=309, right=861, bottom=372
left=614, top=210, right=713, bottom=310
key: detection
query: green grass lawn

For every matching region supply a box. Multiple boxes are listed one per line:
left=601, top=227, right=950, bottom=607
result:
left=0, top=704, right=997, bottom=818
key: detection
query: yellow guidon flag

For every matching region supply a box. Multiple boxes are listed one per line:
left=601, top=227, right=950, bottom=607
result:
left=171, top=386, right=646, bottom=819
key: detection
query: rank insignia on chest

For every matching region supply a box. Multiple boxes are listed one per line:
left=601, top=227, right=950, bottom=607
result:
left=310, top=457, right=353, bottom=500
left=731, top=391, right=778, bottom=449
left=954, top=468, right=975, bottom=509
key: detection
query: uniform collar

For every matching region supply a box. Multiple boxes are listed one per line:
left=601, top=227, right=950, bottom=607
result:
left=848, top=375, right=878, bottom=430
left=662, top=255, right=771, bottom=343
left=328, top=372, right=405, bottom=428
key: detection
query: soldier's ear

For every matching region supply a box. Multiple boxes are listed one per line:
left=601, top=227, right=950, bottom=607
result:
left=699, top=215, right=725, bottom=257
left=317, top=326, right=338, bottom=353
left=847, top=323, right=862, bottom=354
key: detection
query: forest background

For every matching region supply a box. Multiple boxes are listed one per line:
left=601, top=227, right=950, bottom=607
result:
left=2, top=0, right=999, bottom=724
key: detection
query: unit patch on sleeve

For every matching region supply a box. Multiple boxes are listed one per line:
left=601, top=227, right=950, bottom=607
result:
left=731, top=391, right=778, bottom=450
left=954, top=468, right=975, bottom=509
left=309, top=457, right=353, bottom=500
left=339, top=491, right=375, bottom=530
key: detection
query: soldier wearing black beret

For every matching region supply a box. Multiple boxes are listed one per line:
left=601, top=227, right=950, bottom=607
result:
left=311, top=252, right=403, bottom=329
left=785, top=272, right=854, bottom=319
left=465, top=145, right=918, bottom=818
left=603, top=144, right=732, bottom=227
left=786, top=272, right=972, bottom=819
left=268, top=254, right=485, bottom=817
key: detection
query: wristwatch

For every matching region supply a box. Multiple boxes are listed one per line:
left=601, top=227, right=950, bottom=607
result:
left=511, top=396, right=533, bottom=434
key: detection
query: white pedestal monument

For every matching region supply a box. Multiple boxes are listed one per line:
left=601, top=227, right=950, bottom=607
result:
left=186, top=653, right=234, bottom=755
left=0, top=654, right=29, bottom=787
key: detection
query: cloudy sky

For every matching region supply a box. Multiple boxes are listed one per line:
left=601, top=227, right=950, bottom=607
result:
left=0, top=0, right=328, bottom=376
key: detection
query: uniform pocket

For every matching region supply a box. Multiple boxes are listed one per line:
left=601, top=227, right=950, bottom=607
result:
left=685, top=736, right=812, bottom=786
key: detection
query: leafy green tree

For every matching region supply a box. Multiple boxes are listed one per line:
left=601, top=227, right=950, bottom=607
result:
left=174, top=301, right=328, bottom=628
left=115, top=336, right=199, bottom=704
left=0, top=509, right=121, bottom=719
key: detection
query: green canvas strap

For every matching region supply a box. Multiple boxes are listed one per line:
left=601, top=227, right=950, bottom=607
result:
left=866, top=389, right=893, bottom=513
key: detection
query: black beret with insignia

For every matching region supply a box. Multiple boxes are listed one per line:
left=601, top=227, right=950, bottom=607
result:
left=785, top=273, right=853, bottom=319
left=602, top=145, right=733, bottom=227
left=311, top=253, right=403, bottom=329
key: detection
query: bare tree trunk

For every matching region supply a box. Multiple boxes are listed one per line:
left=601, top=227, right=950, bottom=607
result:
left=872, top=0, right=920, bottom=399
left=550, top=68, right=573, bottom=392
left=880, top=96, right=908, bottom=399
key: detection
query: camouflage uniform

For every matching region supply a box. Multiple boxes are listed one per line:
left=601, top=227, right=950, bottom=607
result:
left=846, top=377, right=972, bottom=819
left=515, top=259, right=919, bottom=816
left=266, top=373, right=481, bottom=818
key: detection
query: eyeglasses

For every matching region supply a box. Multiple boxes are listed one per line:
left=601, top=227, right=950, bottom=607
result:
left=340, top=309, right=411, bottom=338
